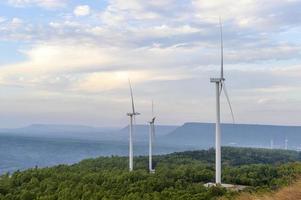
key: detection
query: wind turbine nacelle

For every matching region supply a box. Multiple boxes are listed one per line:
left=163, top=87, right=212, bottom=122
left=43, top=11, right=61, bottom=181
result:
left=210, top=78, right=225, bottom=83
left=127, top=112, right=140, bottom=116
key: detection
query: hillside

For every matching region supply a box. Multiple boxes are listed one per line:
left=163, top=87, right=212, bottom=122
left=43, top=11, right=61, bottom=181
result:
left=235, top=178, right=301, bottom=200
left=164, top=122, right=301, bottom=150
left=0, top=147, right=301, bottom=199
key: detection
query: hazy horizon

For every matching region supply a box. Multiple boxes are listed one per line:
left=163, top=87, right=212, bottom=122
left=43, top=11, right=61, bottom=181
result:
left=2, top=121, right=301, bottom=130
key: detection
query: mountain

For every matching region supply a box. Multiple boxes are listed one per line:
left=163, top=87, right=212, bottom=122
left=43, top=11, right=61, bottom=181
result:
left=164, top=122, right=301, bottom=150
left=1, top=123, right=301, bottom=150
left=0, top=124, right=118, bottom=141
left=13, top=124, right=116, bottom=133
left=109, top=124, right=178, bottom=141
left=0, top=124, right=178, bottom=142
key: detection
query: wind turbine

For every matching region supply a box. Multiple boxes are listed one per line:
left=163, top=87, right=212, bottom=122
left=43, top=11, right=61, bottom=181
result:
left=148, top=101, right=156, bottom=173
left=210, top=18, right=235, bottom=185
left=127, top=79, right=140, bottom=172
left=285, top=138, right=288, bottom=150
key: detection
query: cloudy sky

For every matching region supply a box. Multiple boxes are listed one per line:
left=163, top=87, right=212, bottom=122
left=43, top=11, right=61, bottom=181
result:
left=0, top=0, right=300, bottom=128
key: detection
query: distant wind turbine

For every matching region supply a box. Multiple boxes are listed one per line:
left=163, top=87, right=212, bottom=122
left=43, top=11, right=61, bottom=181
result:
left=210, top=18, right=235, bottom=185
left=127, top=79, right=140, bottom=172
left=270, top=139, right=274, bottom=149
left=148, top=100, right=156, bottom=173
left=285, top=138, right=288, bottom=150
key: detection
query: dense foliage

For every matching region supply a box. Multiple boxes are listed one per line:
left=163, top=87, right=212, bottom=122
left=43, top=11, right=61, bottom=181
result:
left=0, top=147, right=301, bottom=200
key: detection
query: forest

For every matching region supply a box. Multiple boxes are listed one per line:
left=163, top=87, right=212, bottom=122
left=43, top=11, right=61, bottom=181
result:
left=0, top=147, right=301, bottom=200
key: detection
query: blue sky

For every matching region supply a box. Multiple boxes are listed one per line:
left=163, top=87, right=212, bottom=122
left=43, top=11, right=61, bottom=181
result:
left=0, top=0, right=301, bottom=128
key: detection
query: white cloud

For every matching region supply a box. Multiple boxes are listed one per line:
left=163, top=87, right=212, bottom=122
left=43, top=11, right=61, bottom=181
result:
left=74, top=71, right=146, bottom=92
left=11, top=17, right=23, bottom=27
left=0, top=17, right=6, bottom=23
left=73, top=5, right=91, bottom=16
left=128, top=24, right=202, bottom=39
left=0, top=17, right=25, bottom=33
left=0, top=40, right=200, bottom=95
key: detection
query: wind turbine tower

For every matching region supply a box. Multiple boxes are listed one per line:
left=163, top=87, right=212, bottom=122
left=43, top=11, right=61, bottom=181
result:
left=148, top=101, right=156, bottom=173
left=270, top=139, right=274, bottom=149
left=127, top=79, right=140, bottom=172
left=210, top=18, right=235, bottom=185
left=285, top=138, right=288, bottom=150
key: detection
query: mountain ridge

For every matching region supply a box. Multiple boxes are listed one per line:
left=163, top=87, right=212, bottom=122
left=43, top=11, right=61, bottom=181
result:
left=0, top=122, right=301, bottom=151
left=164, top=122, right=301, bottom=150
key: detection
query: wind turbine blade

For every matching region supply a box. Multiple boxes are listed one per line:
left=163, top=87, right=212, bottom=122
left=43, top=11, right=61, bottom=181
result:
left=222, top=82, right=235, bottom=124
left=219, top=17, right=224, bottom=80
left=128, top=79, right=135, bottom=114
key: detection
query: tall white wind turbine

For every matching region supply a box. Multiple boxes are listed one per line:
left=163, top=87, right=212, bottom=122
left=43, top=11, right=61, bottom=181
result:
left=270, top=139, right=274, bottom=150
left=285, top=138, right=288, bottom=150
left=127, top=79, right=140, bottom=172
left=148, top=101, right=156, bottom=173
left=210, top=18, right=235, bottom=185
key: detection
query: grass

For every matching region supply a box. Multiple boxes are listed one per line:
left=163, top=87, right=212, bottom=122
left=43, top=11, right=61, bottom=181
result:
left=235, top=178, right=301, bottom=200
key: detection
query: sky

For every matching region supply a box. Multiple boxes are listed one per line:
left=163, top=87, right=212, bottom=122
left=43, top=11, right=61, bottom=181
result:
left=0, top=0, right=301, bottom=128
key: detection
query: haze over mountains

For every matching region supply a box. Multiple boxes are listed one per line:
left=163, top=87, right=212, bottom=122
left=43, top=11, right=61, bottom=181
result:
left=0, top=122, right=301, bottom=150
left=0, top=124, right=178, bottom=142
left=0, top=124, right=116, bottom=141
left=0, top=124, right=181, bottom=174
left=164, top=123, right=301, bottom=150
left=0, top=122, right=301, bottom=174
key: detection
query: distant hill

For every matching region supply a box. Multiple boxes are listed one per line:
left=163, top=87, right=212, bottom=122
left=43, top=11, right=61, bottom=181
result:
left=11, top=124, right=116, bottom=133
left=0, top=124, right=117, bottom=141
left=112, top=124, right=178, bottom=141
left=0, top=124, right=178, bottom=142
left=164, top=122, right=301, bottom=150
left=1, top=123, right=301, bottom=150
